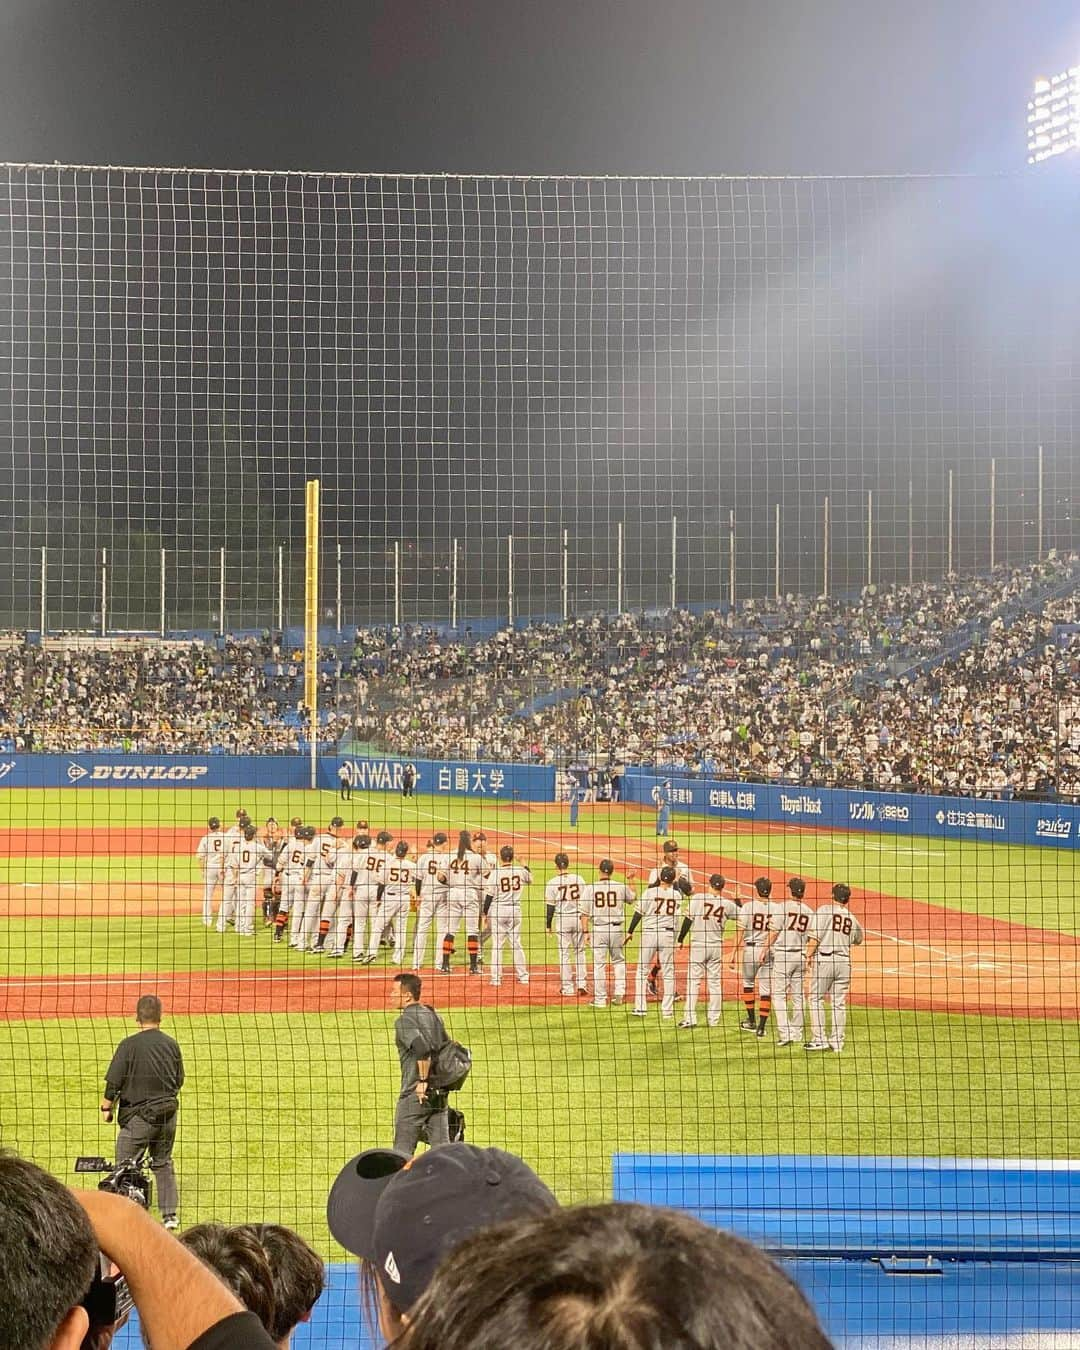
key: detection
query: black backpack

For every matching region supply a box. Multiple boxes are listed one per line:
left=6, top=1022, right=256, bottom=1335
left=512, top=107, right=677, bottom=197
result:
left=428, top=1037, right=472, bottom=1092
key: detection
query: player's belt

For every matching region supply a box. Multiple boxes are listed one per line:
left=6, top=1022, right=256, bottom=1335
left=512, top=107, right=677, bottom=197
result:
left=817, top=951, right=848, bottom=958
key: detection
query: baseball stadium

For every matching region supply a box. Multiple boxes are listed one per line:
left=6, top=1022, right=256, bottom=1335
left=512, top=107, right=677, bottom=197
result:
left=1, top=150, right=1078, bottom=1349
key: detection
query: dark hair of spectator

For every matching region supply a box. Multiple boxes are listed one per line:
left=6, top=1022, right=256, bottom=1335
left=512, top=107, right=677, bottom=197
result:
left=456, top=830, right=471, bottom=860
left=0, top=1150, right=98, bottom=1350
left=179, top=1222, right=276, bottom=1335
left=398, top=1202, right=833, bottom=1350
left=239, top=1223, right=326, bottom=1343
left=136, top=993, right=163, bottom=1023
left=394, top=972, right=422, bottom=1001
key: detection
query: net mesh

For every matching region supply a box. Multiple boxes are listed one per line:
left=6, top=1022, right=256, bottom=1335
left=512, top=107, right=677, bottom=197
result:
left=0, top=163, right=1078, bottom=1347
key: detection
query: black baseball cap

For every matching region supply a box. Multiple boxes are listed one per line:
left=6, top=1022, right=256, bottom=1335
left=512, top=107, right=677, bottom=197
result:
left=326, top=1145, right=557, bottom=1312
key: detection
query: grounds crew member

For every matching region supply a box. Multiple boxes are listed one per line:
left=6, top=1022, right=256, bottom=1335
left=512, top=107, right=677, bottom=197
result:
left=100, top=993, right=185, bottom=1229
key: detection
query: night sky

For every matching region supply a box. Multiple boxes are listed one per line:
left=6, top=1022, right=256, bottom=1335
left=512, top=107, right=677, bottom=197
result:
left=2, top=0, right=1078, bottom=176
left=1, top=2, right=1078, bottom=630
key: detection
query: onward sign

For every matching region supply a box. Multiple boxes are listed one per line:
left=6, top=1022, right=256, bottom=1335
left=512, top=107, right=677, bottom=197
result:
left=322, top=757, right=554, bottom=801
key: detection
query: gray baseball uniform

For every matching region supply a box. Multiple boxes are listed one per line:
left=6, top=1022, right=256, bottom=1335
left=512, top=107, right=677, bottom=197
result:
left=412, top=849, right=450, bottom=969
left=486, top=863, right=532, bottom=985
left=736, top=899, right=779, bottom=987
left=633, top=884, right=682, bottom=1017
left=584, top=878, right=635, bottom=1006
left=808, top=903, right=864, bottom=1051
left=545, top=872, right=589, bottom=994
left=763, top=899, right=815, bottom=1043
left=195, top=830, right=226, bottom=927
left=684, top=891, right=739, bottom=1026
left=368, top=855, right=415, bottom=961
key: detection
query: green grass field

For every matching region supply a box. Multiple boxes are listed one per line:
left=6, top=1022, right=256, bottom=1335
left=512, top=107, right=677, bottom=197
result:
left=0, top=787, right=1076, bottom=1255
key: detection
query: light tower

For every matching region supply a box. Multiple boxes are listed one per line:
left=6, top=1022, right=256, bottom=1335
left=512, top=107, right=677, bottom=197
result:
left=1027, top=65, right=1080, bottom=165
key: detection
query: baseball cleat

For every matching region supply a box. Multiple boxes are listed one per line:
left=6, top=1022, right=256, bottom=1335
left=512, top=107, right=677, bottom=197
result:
left=631, top=1009, right=648, bottom=1017
left=162, top=1215, right=179, bottom=1231
left=517, top=975, right=529, bottom=985
left=755, top=1024, right=767, bottom=1038
left=592, top=1002, right=607, bottom=1009
left=611, top=995, right=623, bottom=1005
left=328, top=950, right=344, bottom=958
left=272, top=931, right=283, bottom=943
left=577, top=986, right=590, bottom=996
left=740, top=1019, right=758, bottom=1032
left=677, top=1020, right=696, bottom=1029
left=805, top=1042, right=829, bottom=1051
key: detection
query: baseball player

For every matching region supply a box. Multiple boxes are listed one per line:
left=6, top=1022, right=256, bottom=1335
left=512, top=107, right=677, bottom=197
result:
left=326, top=829, right=361, bottom=957
left=307, top=817, right=345, bottom=954
left=645, top=841, right=694, bottom=998
left=366, top=840, right=414, bottom=964
left=219, top=824, right=263, bottom=936
left=225, top=808, right=250, bottom=839
left=439, top=831, right=489, bottom=975
left=374, top=830, right=397, bottom=948
left=274, top=822, right=311, bottom=945
left=259, top=817, right=284, bottom=924
left=349, top=833, right=385, bottom=961
left=568, top=776, right=583, bottom=828
left=651, top=780, right=672, bottom=836
left=472, top=831, right=497, bottom=964
left=412, top=832, right=450, bottom=969
left=760, top=876, right=815, bottom=1046
left=627, top=865, right=682, bottom=1018
left=484, top=844, right=532, bottom=986
left=544, top=854, right=590, bottom=996
left=195, top=816, right=226, bottom=927
left=582, top=859, right=634, bottom=1008
left=677, top=873, right=739, bottom=1028
left=731, top=876, right=780, bottom=1037
left=805, top=882, right=864, bottom=1053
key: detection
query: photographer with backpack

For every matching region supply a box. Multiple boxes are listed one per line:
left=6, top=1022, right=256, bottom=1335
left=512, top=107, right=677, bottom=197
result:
left=390, top=974, right=470, bottom=1156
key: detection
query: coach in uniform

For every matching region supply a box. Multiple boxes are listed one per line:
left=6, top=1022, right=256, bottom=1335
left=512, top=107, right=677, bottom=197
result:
left=805, top=882, right=864, bottom=1053
left=100, top=993, right=185, bottom=1229
left=391, top=972, right=450, bottom=1155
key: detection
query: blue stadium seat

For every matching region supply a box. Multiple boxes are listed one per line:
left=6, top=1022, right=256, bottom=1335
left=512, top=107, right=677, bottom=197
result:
left=612, top=1155, right=1080, bottom=1260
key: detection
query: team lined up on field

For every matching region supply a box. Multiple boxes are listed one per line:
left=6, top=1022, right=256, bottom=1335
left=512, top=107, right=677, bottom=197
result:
left=196, top=811, right=864, bottom=1052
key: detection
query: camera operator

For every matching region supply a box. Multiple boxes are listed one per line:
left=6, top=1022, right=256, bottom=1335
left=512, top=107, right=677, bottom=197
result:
left=100, top=994, right=184, bottom=1229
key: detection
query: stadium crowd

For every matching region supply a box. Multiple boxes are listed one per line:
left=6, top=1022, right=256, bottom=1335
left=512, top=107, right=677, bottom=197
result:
left=0, top=555, right=1076, bottom=797
left=371, top=556, right=1080, bottom=799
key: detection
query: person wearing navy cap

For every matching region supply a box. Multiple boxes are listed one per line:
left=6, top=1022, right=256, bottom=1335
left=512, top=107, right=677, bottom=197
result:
left=327, top=1142, right=558, bottom=1345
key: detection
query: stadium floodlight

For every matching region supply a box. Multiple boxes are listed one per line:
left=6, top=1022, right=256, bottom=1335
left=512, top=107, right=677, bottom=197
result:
left=1026, top=64, right=1080, bottom=164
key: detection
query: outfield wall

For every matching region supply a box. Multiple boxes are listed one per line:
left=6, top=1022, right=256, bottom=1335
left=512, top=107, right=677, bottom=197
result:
left=1, top=753, right=1076, bottom=850
left=0, top=752, right=555, bottom=801
left=622, top=771, right=1080, bottom=851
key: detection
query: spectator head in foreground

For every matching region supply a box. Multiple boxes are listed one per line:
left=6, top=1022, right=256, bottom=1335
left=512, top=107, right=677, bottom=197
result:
left=398, top=1201, right=834, bottom=1350
left=181, top=1222, right=325, bottom=1349
left=240, top=1223, right=326, bottom=1348
left=179, top=1224, right=275, bottom=1334
left=0, top=1150, right=97, bottom=1350
left=327, top=1143, right=557, bottom=1343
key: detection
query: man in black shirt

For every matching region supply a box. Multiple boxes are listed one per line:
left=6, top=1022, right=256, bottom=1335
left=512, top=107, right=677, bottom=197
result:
left=391, top=973, right=450, bottom=1155
left=101, top=994, right=185, bottom=1229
